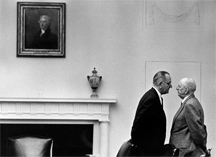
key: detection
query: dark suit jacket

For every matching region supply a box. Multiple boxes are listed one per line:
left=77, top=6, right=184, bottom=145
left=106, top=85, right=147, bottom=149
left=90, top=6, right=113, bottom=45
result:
left=31, top=28, right=58, bottom=49
left=169, top=94, right=207, bottom=157
left=131, top=88, right=166, bottom=156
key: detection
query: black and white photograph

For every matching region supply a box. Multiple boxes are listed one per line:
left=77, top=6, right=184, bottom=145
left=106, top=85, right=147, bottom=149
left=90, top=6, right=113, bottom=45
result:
left=0, top=0, right=215, bottom=157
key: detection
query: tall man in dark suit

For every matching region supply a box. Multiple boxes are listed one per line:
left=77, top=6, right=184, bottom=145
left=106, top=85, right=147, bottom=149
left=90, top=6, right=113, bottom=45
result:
left=31, top=15, right=58, bottom=49
left=131, top=71, right=172, bottom=156
left=169, top=78, right=208, bottom=157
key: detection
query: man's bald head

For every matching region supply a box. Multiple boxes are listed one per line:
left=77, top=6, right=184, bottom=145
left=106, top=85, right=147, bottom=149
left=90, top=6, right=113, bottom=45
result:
left=176, top=78, right=196, bottom=99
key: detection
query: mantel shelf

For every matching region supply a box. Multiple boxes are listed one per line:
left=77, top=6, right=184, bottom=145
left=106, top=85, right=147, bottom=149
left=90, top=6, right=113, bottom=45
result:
left=0, top=97, right=117, bottom=122
left=0, top=97, right=117, bottom=104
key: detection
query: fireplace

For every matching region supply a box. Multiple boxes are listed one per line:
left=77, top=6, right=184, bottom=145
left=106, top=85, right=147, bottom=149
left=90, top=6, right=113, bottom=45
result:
left=1, top=124, right=93, bottom=156
left=0, top=98, right=116, bottom=157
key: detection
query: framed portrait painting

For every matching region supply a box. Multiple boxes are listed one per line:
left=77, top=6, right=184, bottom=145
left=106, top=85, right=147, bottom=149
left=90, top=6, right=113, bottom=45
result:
left=17, top=2, right=66, bottom=57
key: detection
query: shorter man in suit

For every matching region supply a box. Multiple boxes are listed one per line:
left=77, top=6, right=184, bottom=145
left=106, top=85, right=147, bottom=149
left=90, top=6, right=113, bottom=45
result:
left=131, top=71, right=172, bottom=156
left=169, top=78, right=208, bottom=157
left=31, top=15, right=58, bottom=49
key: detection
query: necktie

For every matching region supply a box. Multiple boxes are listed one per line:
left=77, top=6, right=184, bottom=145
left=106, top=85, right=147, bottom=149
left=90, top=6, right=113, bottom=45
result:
left=161, top=97, right=163, bottom=106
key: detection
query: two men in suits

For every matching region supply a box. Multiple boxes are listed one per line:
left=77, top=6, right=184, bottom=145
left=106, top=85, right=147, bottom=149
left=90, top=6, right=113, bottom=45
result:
left=131, top=71, right=172, bottom=156
left=169, top=78, right=208, bottom=157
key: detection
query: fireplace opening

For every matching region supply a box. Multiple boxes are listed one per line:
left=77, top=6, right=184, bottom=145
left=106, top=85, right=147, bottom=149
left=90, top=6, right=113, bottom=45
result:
left=0, top=124, right=93, bottom=157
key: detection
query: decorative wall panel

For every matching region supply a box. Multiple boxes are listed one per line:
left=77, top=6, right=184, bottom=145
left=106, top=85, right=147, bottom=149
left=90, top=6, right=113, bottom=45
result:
left=144, top=1, right=204, bottom=31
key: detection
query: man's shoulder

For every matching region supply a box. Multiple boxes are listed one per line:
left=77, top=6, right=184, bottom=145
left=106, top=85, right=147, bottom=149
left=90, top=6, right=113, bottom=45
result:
left=44, top=30, right=56, bottom=38
left=140, top=88, right=158, bottom=101
left=185, top=95, right=199, bottom=104
left=184, top=95, right=202, bottom=109
left=144, top=88, right=157, bottom=97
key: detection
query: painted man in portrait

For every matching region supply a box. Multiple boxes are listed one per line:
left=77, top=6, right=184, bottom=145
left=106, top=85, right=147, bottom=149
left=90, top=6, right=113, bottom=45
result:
left=30, top=15, right=58, bottom=49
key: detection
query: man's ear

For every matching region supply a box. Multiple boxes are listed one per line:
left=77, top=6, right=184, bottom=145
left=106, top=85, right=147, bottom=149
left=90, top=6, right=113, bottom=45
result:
left=158, top=81, right=163, bottom=88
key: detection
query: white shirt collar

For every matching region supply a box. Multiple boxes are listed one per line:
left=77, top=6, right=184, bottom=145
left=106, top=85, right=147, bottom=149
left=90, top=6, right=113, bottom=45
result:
left=40, top=29, right=45, bottom=36
left=181, top=95, right=191, bottom=104
left=152, top=86, right=163, bottom=105
left=41, top=29, right=45, bottom=34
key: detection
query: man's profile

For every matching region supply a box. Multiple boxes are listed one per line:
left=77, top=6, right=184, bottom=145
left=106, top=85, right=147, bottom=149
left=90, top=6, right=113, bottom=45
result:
left=30, top=15, right=58, bottom=49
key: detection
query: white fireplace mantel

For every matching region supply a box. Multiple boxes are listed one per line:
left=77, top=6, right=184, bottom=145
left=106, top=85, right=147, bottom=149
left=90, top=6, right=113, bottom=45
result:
left=0, top=97, right=117, bottom=157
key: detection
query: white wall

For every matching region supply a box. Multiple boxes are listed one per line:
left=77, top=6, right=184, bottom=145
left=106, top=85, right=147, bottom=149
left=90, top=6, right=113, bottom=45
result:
left=0, top=0, right=215, bottom=156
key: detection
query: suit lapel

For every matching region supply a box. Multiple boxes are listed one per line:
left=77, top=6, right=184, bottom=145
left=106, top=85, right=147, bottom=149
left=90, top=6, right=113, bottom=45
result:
left=151, top=87, right=162, bottom=106
left=171, top=103, right=185, bottom=128
left=171, top=94, right=195, bottom=130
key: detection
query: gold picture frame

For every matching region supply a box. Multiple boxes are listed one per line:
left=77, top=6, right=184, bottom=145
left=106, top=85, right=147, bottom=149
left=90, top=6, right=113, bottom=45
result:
left=17, top=2, right=66, bottom=57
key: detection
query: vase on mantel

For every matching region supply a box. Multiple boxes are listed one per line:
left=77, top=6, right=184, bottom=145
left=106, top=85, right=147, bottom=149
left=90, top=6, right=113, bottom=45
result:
left=87, top=68, right=102, bottom=98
